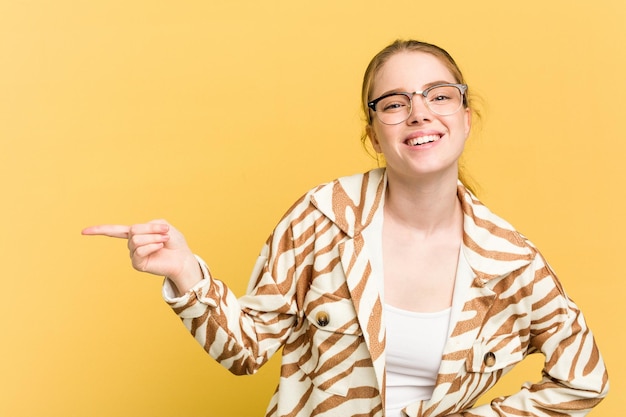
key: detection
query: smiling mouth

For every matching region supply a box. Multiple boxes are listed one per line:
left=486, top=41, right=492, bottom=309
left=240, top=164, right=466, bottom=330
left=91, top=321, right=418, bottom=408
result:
left=405, top=134, right=441, bottom=146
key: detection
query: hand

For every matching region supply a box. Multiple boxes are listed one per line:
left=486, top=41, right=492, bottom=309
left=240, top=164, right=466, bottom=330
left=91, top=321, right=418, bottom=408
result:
left=82, top=220, right=203, bottom=295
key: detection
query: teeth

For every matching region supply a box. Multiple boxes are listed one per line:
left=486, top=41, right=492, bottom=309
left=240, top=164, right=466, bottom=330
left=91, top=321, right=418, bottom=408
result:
left=407, top=135, right=440, bottom=146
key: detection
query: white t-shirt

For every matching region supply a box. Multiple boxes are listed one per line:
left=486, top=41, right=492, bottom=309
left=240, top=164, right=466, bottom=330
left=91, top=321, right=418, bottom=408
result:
left=384, top=304, right=452, bottom=417
left=359, top=201, right=474, bottom=417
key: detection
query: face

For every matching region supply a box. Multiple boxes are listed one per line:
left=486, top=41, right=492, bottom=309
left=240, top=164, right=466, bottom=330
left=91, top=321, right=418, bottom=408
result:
left=367, top=51, right=471, bottom=183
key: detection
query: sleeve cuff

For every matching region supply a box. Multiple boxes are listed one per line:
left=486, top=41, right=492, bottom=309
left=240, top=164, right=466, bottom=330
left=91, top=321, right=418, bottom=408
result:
left=162, top=255, right=217, bottom=311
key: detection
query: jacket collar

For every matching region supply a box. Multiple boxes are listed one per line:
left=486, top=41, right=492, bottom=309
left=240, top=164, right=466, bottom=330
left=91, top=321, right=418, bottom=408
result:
left=310, top=168, right=386, bottom=239
left=310, top=168, right=535, bottom=282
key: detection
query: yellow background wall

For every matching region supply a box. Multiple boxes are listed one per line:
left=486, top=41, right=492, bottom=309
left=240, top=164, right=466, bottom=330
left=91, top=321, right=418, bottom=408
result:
left=1, top=1, right=623, bottom=416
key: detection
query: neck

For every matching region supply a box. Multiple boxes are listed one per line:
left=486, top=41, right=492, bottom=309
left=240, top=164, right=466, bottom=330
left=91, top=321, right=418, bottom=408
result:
left=383, top=170, right=462, bottom=236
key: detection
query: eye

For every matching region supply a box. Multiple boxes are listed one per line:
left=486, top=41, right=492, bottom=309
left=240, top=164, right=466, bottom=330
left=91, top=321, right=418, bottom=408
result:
left=425, top=85, right=462, bottom=107
left=428, top=92, right=452, bottom=102
left=382, top=101, right=406, bottom=111
left=378, top=94, right=410, bottom=112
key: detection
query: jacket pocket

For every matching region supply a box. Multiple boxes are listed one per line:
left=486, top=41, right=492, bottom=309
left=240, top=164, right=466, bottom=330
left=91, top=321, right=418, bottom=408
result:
left=299, top=284, right=365, bottom=396
left=466, top=334, right=525, bottom=373
left=304, top=284, right=362, bottom=335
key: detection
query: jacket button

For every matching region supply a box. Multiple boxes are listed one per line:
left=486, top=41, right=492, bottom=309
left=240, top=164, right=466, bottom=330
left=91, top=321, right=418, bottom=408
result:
left=483, top=352, right=496, bottom=367
left=316, top=311, right=329, bottom=327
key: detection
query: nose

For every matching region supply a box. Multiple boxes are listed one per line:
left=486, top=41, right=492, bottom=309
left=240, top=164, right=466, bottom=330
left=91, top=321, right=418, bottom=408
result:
left=406, top=94, right=432, bottom=124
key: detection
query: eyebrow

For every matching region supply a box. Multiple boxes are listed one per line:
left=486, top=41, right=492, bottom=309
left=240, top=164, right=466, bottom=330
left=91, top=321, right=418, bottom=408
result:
left=374, top=80, right=456, bottom=99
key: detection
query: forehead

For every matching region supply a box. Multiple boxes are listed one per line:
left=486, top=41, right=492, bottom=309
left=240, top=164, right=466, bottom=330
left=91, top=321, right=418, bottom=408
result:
left=372, top=51, right=457, bottom=96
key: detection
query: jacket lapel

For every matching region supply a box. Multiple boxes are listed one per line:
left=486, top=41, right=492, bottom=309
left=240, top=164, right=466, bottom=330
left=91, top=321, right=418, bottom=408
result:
left=310, top=169, right=387, bottom=398
left=339, top=237, right=387, bottom=399
left=418, top=185, right=536, bottom=416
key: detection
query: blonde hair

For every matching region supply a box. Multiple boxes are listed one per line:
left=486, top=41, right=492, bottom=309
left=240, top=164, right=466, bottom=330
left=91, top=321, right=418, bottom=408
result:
left=360, top=39, right=480, bottom=193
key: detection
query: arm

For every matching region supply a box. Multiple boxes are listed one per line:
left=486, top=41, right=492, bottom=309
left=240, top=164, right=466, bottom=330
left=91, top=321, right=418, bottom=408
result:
left=161, top=196, right=312, bottom=375
left=83, top=214, right=304, bottom=375
left=163, top=243, right=299, bottom=375
left=462, top=254, right=609, bottom=417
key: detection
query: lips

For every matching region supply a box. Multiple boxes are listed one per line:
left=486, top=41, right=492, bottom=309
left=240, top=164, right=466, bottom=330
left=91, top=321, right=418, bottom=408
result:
left=405, top=134, right=441, bottom=146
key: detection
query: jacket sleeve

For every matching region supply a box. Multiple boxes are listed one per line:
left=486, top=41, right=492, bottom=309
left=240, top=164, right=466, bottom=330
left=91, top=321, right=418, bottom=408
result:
left=162, top=196, right=311, bottom=376
left=463, top=253, right=609, bottom=417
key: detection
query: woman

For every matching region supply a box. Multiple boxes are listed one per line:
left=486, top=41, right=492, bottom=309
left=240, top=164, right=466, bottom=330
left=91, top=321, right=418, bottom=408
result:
left=83, top=40, right=609, bottom=416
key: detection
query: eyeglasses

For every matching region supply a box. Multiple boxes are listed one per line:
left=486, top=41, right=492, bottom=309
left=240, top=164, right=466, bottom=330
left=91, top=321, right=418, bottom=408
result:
left=367, top=83, right=468, bottom=125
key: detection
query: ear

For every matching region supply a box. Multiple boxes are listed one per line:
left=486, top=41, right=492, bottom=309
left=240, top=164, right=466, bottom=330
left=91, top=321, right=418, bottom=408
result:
left=367, top=125, right=382, bottom=153
left=463, top=108, right=472, bottom=138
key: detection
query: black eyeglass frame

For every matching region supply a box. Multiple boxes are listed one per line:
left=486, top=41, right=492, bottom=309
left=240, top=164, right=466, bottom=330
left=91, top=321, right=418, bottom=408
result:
left=367, top=83, right=468, bottom=124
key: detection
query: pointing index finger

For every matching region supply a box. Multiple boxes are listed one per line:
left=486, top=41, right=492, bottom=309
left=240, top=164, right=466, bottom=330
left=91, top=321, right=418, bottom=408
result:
left=81, top=225, right=131, bottom=239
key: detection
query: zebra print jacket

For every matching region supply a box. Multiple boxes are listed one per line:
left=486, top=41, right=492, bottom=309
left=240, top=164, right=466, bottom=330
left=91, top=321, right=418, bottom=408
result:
left=164, top=168, right=608, bottom=417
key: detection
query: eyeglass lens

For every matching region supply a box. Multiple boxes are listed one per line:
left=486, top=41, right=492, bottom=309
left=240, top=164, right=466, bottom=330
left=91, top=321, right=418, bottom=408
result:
left=375, top=85, right=463, bottom=124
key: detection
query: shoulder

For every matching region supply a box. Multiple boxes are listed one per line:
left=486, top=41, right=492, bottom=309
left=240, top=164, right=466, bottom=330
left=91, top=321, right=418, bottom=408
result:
left=458, top=184, right=540, bottom=279
left=275, top=169, right=386, bottom=237
left=458, top=184, right=530, bottom=245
